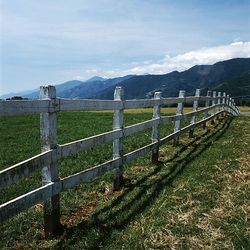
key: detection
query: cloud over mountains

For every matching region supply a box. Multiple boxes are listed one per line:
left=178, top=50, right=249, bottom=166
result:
left=101, top=41, right=250, bottom=77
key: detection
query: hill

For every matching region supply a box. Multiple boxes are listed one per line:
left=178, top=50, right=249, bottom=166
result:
left=0, top=76, right=134, bottom=99
left=1, top=58, right=250, bottom=100
left=23, top=79, right=102, bottom=99
left=59, top=75, right=134, bottom=98
left=93, top=58, right=250, bottom=99
left=1, top=80, right=85, bottom=99
left=0, top=88, right=39, bottom=100
left=213, top=71, right=250, bottom=97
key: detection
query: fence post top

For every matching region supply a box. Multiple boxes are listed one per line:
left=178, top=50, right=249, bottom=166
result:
left=40, top=85, right=56, bottom=99
left=115, top=86, right=123, bottom=90
left=218, top=92, right=221, bottom=96
left=154, top=92, right=162, bottom=99
left=178, top=90, right=185, bottom=97
left=114, top=86, right=124, bottom=100
left=212, top=91, right=217, bottom=97
left=223, top=92, right=226, bottom=97
left=195, top=89, right=201, bottom=96
left=206, top=90, right=212, bottom=96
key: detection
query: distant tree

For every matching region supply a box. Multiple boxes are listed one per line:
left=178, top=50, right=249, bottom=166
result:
left=6, top=96, right=28, bottom=100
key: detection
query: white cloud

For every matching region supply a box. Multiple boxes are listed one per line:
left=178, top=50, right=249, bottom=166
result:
left=122, top=41, right=250, bottom=76
left=70, top=41, right=250, bottom=81
left=75, top=75, right=85, bottom=80
left=95, top=41, right=250, bottom=78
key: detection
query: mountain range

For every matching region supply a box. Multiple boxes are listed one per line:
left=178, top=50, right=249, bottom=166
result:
left=93, top=58, right=250, bottom=99
left=1, top=58, right=250, bottom=101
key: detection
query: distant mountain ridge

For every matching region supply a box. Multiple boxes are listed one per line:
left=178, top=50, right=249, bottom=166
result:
left=85, top=76, right=105, bottom=82
left=0, top=75, right=133, bottom=99
left=1, top=58, right=250, bottom=100
left=23, top=80, right=84, bottom=99
left=213, top=70, right=250, bottom=97
left=93, top=58, right=250, bottom=99
left=0, top=88, right=39, bottom=99
left=60, top=75, right=134, bottom=98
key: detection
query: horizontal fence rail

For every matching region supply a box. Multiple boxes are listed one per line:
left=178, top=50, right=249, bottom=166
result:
left=0, top=95, right=239, bottom=116
left=0, top=85, right=240, bottom=238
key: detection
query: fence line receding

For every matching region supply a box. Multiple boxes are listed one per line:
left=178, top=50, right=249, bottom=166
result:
left=0, top=86, right=240, bottom=238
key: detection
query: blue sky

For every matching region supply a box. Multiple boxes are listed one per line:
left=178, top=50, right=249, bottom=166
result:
left=1, top=0, right=250, bottom=95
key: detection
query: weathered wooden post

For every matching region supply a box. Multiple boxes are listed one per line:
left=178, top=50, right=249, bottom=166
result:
left=236, top=104, right=240, bottom=116
left=222, top=92, right=226, bottom=116
left=173, top=90, right=185, bottom=146
left=211, top=91, right=216, bottom=124
left=203, top=90, right=211, bottom=129
left=232, top=99, right=236, bottom=116
left=226, top=94, right=230, bottom=114
left=234, top=100, right=238, bottom=116
left=40, top=85, right=62, bottom=238
left=216, top=92, right=221, bottom=119
left=236, top=105, right=239, bottom=115
left=229, top=97, right=232, bottom=115
left=152, top=92, right=162, bottom=163
left=234, top=100, right=238, bottom=115
left=233, top=100, right=236, bottom=116
left=231, top=98, right=235, bottom=116
left=189, top=89, right=200, bottom=137
left=231, top=98, right=234, bottom=116
left=235, top=101, right=238, bottom=116
left=113, top=86, right=124, bottom=191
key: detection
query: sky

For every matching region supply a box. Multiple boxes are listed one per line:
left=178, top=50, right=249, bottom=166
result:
left=1, top=0, right=250, bottom=95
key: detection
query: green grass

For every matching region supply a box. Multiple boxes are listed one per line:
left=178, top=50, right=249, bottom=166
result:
left=0, top=110, right=249, bottom=249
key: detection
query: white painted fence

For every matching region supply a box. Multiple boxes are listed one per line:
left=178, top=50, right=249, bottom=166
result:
left=0, top=86, right=240, bottom=237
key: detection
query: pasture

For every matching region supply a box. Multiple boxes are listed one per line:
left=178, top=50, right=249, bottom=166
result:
left=0, top=109, right=249, bottom=249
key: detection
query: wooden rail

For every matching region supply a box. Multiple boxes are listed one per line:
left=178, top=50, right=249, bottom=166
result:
left=0, top=86, right=240, bottom=238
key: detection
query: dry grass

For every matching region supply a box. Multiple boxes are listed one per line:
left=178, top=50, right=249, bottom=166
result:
left=125, top=107, right=193, bottom=114
left=239, top=106, right=250, bottom=112
left=93, top=107, right=193, bottom=114
left=128, top=117, right=250, bottom=249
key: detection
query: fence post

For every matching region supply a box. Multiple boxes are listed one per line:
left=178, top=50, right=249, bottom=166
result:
left=203, top=90, right=211, bottom=129
left=231, top=98, right=235, bottom=116
left=234, top=100, right=238, bottom=115
left=233, top=99, right=236, bottom=116
left=189, top=89, right=200, bottom=138
left=173, top=90, right=185, bottom=146
left=232, top=99, right=236, bottom=115
left=229, top=97, right=232, bottom=115
left=216, top=92, right=221, bottom=119
left=231, top=98, right=234, bottom=115
left=113, top=86, right=124, bottom=191
left=226, top=94, right=230, bottom=114
left=40, top=86, right=62, bottom=238
left=234, top=100, right=237, bottom=116
left=233, top=99, right=237, bottom=116
left=152, top=92, right=162, bottom=163
left=211, top=91, right=216, bottom=124
left=237, top=104, right=240, bottom=116
left=222, top=92, right=226, bottom=116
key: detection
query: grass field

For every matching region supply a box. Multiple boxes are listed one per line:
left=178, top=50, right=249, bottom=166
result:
left=239, top=106, right=250, bottom=112
left=0, top=108, right=249, bottom=249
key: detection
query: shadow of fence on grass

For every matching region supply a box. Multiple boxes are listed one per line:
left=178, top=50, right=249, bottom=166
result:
left=55, top=116, right=233, bottom=249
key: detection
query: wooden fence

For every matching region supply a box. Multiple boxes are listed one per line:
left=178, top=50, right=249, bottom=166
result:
left=0, top=86, right=240, bottom=237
